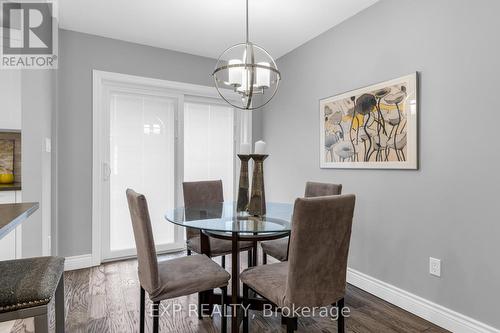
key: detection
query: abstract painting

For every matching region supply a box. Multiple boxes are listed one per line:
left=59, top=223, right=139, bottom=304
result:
left=0, top=139, right=15, bottom=174
left=319, top=73, right=418, bottom=169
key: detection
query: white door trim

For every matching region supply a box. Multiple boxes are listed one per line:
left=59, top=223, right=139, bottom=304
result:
left=15, top=191, right=22, bottom=258
left=94, top=70, right=240, bottom=102
left=92, top=70, right=244, bottom=266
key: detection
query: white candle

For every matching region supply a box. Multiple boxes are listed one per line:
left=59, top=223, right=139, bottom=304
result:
left=256, top=62, right=270, bottom=88
left=228, top=59, right=242, bottom=86
left=254, top=140, right=266, bottom=154
left=240, top=143, right=251, bottom=155
left=237, top=67, right=250, bottom=93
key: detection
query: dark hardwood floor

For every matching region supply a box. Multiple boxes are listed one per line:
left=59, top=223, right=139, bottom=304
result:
left=6, top=251, right=449, bottom=333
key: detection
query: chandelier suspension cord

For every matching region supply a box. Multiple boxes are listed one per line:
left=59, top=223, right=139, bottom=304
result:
left=246, top=0, right=249, bottom=43
left=244, top=0, right=253, bottom=109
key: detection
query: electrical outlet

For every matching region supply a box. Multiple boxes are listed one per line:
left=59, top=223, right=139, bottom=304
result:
left=429, top=257, right=441, bottom=277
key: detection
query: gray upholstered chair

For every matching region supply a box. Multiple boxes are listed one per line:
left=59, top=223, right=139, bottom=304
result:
left=241, top=194, right=355, bottom=333
left=183, top=180, right=254, bottom=267
left=0, top=256, right=65, bottom=333
left=261, top=181, right=342, bottom=263
left=126, top=189, right=230, bottom=333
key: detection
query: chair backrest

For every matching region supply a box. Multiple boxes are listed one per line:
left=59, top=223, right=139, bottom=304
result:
left=126, top=189, right=160, bottom=295
left=182, top=180, right=224, bottom=240
left=304, top=181, right=342, bottom=198
left=285, top=194, right=355, bottom=307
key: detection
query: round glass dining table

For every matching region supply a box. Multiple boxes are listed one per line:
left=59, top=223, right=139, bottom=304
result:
left=165, top=202, right=293, bottom=333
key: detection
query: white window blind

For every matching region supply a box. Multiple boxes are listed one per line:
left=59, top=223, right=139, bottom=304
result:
left=184, top=101, right=235, bottom=200
left=109, top=93, right=176, bottom=253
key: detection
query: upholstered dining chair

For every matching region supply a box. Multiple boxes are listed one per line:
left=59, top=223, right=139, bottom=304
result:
left=183, top=180, right=254, bottom=267
left=241, top=194, right=356, bottom=333
left=261, top=181, right=342, bottom=263
left=126, top=189, right=230, bottom=333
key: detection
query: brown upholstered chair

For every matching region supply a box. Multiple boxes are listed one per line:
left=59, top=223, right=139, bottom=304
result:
left=241, top=194, right=355, bottom=333
left=183, top=180, right=254, bottom=267
left=261, top=181, right=342, bottom=263
left=126, top=189, right=230, bottom=333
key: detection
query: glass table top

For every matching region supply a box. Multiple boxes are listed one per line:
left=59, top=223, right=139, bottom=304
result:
left=164, top=202, right=293, bottom=233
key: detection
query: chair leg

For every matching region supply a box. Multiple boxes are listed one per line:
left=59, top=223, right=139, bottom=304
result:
left=282, top=316, right=297, bottom=333
left=221, top=286, right=227, bottom=333
left=55, top=274, right=65, bottom=333
left=207, top=289, right=214, bottom=317
left=337, top=298, right=345, bottom=333
left=153, top=300, right=160, bottom=333
left=247, top=249, right=252, bottom=268
left=34, top=314, right=49, bottom=333
left=243, top=284, right=249, bottom=333
left=198, top=292, right=203, bottom=319
left=187, top=249, right=192, bottom=256
left=262, top=252, right=267, bottom=265
left=140, top=286, right=145, bottom=333
left=221, top=255, right=226, bottom=269
left=252, top=243, right=258, bottom=266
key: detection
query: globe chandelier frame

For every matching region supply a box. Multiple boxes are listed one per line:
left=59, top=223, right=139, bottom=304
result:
left=212, top=0, right=281, bottom=110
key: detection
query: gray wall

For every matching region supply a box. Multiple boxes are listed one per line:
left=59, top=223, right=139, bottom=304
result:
left=263, top=0, right=500, bottom=328
left=57, top=30, right=225, bottom=257
left=252, top=109, right=264, bottom=141
left=21, top=70, right=54, bottom=257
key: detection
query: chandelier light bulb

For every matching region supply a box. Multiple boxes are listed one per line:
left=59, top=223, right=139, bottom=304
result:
left=228, top=59, right=243, bottom=87
left=256, top=62, right=270, bottom=88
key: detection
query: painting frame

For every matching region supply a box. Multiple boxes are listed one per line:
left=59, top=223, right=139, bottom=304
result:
left=319, top=73, right=418, bottom=170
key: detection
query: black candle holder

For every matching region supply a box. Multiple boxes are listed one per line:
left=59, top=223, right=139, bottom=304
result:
left=248, top=154, right=268, bottom=216
left=236, top=154, right=251, bottom=212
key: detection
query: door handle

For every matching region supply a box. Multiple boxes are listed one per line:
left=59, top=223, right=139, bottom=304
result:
left=103, top=162, right=111, bottom=181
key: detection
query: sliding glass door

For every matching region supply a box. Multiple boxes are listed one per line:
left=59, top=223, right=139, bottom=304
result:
left=102, top=91, right=182, bottom=260
left=94, top=71, right=250, bottom=263
left=97, top=86, right=247, bottom=263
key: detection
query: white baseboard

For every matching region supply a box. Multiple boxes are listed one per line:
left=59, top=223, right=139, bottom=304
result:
left=64, top=254, right=94, bottom=271
left=347, top=268, right=499, bottom=333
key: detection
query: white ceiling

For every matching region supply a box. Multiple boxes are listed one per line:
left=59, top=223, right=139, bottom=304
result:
left=59, top=0, right=379, bottom=59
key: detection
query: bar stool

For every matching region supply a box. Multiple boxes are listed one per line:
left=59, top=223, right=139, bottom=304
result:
left=0, top=256, right=65, bottom=333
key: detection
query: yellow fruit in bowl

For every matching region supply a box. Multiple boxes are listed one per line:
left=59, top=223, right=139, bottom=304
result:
left=0, top=173, right=14, bottom=184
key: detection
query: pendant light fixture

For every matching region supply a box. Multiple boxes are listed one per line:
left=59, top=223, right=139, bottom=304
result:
left=212, top=0, right=281, bottom=110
